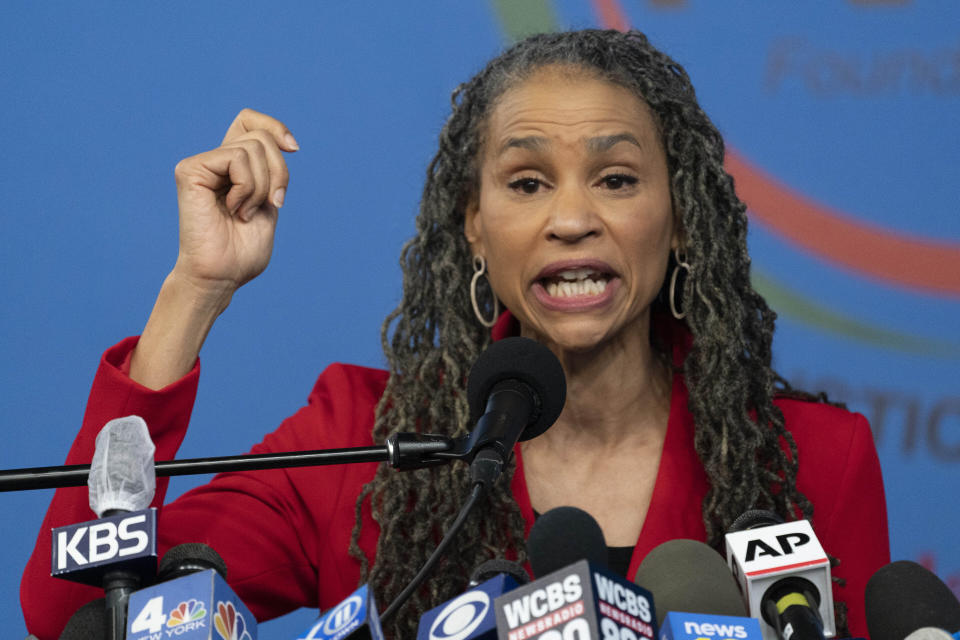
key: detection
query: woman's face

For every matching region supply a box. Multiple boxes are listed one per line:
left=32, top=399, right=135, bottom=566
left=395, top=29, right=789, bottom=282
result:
left=465, top=66, right=677, bottom=354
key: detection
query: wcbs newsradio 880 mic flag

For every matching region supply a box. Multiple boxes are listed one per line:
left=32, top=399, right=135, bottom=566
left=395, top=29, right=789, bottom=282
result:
left=494, top=559, right=656, bottom=640
left=496, top=506, right=655, bottom=640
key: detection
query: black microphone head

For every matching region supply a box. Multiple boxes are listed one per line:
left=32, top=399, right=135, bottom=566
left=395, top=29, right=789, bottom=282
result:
left=634, top=539, right=747, bottom=628
left=727, top=509, right=784, bottom=533
left=469, top=558, right=531, bottom=586
left=58, top=597, right=104, bottom=640
left=866, top=560, right=960, bottom=640
left=467, top=337, right=566, bottom=442
left=527, top=506, right=607, bottom=577
left=158, top=542, right=228, bottom=581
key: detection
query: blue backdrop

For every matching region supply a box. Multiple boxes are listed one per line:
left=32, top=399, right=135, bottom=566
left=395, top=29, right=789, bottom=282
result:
left=2, top=2, right=957, bottom=637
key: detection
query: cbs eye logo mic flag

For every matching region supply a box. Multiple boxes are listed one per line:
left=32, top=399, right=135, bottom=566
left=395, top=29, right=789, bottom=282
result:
left=417, top=573, right=520, bottom=640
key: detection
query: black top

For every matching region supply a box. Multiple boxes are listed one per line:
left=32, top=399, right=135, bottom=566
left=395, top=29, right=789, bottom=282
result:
left=606, top=546, right=634, bottom=578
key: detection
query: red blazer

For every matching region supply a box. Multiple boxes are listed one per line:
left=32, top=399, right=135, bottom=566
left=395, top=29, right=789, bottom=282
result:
left=21, top=330, right=889, bottom=638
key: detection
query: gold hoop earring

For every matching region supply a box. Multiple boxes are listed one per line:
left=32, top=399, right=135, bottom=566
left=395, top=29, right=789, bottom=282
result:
left=669, top=248, right=691, bottom=320
left=470, top=255, right=500, bottom=328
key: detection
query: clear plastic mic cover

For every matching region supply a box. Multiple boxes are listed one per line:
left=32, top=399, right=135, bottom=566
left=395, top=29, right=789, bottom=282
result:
left=88, top=415, right=156, bottom=516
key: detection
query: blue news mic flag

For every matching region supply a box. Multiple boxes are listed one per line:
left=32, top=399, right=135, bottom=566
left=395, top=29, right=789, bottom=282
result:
left=659, top=612, right=763, bottom=640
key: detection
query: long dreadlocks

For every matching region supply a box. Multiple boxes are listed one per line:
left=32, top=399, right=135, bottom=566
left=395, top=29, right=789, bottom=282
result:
left=348, top=30, right=830, bottom=638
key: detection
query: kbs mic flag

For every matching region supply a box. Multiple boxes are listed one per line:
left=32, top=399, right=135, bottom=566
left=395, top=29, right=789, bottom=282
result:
left=494, top=559, right=656, bottom=640
left=50, top=507, right=157, bottom=586
left=659, top=612, right=763, bottom=640
left=296, top=584, right=384, bottom=640
left=725, top=518, right=833, bottom=639
left=125, top=568, right=257, bottom=640
left=417, top=572, right=522, bottom=640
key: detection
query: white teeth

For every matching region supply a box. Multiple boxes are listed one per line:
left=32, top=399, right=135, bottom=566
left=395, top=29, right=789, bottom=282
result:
left=545, top=278, right=608, bottom=298
left=558, top=268, right=598, bottom=281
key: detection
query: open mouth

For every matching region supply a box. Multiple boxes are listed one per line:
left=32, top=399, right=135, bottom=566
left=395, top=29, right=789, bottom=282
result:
left=540, top=268, right=612, bottom=298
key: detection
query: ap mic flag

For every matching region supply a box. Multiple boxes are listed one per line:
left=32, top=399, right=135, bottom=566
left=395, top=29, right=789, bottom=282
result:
left=725, top=517, right=832, bottom=639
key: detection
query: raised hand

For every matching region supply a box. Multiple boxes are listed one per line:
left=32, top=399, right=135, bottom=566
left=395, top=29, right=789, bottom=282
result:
left=130, top=109, right=298, bottom=389
left=172, top=108, right=298, bottom=295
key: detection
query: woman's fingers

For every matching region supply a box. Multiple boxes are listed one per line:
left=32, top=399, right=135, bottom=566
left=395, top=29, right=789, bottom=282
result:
left=176, top=134, right=290, bottom=223
left=221, top=140, right=271, bottom=221
left=168, top=110, right=295, bottom=290
left=222, top=107, right=299, bottom=153
left=222, top=129, right=291, bottom=217
left=174, top=145, right=255, bottom=215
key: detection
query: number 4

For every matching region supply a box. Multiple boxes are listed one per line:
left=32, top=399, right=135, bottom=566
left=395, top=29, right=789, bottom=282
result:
left=130, top=595, right=167, bottom=634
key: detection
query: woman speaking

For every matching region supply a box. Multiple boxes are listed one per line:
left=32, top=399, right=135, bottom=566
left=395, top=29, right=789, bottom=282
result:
left=21, top=29, right=888, bottom=638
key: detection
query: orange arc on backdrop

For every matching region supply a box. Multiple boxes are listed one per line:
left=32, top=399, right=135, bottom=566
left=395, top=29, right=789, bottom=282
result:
left=725, top=151, right=960, bottom=297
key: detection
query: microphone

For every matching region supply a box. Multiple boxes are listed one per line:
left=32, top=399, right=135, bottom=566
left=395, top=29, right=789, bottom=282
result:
left=633, top=539, right=748, bottom=627
left=904, top=630, right=959, bottom=640
left=865, top=560, right=960, bottom=640
left=470, top=559, right=530, bottom=588
left=382, top=339, right=565, bottom=624
left=156, top=542, right=228, bottom=581
left=295, top=584, right=384, bottom=640
left=725, top=511, right=833, bottom=640
left=416, top=559, right=528, bottom=640
left=494, top=507, right=657, bottom=640
left=527, top=506, right=607, bottom=577
left=57, top=598, right=105, bottom=640
left=635, top=539, right=761, bottom=640
left=125, top=543, right=258, bottom=640
left=465, top=337, right=565, bottom=486
left=51, top=416, right=159, bottom=640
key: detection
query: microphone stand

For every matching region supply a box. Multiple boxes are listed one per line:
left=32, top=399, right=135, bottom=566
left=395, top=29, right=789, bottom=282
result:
left=0, top=431, right=483, bottom=492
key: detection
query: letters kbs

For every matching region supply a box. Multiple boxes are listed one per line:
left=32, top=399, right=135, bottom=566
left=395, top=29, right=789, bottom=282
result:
left=51, top=509, right=157, bottom=578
